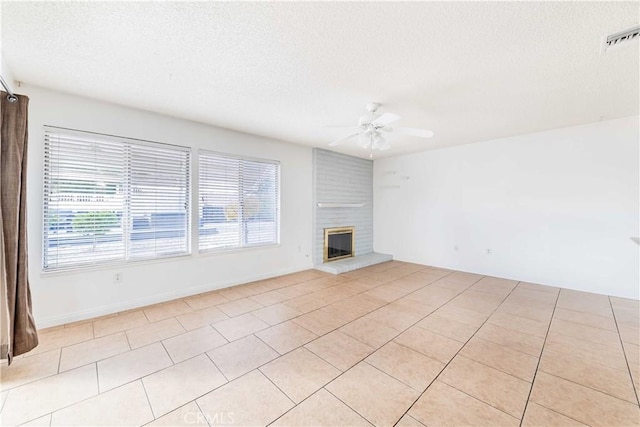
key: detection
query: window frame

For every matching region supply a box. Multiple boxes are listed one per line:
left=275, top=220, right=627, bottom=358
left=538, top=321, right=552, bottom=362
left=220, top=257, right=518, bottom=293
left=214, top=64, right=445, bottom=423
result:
left=197, top=149, right=281, bottom=254
left=41, top=126, right=192, bottom=272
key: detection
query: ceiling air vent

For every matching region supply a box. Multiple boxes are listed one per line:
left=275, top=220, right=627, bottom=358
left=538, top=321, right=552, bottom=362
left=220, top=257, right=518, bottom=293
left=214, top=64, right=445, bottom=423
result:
left=602, top=25, right=640, bottom=53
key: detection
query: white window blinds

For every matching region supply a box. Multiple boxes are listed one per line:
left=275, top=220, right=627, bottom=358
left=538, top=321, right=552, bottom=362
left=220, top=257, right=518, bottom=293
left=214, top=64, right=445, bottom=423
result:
left=199, top=151, right=279, bottom=251
left=43, top=128, right=190, bottom=270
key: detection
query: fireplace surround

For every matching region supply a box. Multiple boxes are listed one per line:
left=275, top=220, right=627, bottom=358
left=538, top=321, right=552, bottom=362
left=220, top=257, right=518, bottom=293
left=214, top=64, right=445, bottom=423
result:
left=324, top=226, right=355, bottom=262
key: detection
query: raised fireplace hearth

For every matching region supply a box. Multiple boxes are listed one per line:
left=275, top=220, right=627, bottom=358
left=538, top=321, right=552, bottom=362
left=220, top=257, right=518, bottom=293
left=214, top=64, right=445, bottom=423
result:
left=324, top=226, right=355, bottom=262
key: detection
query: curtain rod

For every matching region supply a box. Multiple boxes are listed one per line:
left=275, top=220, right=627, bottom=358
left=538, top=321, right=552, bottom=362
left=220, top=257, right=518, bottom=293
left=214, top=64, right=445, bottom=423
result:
left=0, top=75, right=18, bottom=103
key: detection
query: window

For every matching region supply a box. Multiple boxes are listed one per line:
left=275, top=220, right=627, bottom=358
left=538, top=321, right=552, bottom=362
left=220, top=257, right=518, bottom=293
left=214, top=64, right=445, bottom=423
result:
left=199, top=151, right=279, bottom=251
left=43, top=127, right=190, bottom=270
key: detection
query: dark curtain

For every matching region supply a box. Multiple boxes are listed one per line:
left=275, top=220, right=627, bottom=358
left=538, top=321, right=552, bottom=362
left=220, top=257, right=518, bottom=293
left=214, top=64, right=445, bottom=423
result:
left=1, top=91, right=38, bottom=364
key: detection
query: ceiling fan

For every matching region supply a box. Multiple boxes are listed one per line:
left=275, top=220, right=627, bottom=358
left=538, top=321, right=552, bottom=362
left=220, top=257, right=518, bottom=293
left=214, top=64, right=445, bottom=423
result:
left=327, top=102, right=434, bottom=155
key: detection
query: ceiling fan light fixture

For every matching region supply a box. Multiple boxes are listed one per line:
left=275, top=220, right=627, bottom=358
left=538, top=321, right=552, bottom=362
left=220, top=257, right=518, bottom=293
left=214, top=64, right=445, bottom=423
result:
left=326, top=102, right=433, bottom=153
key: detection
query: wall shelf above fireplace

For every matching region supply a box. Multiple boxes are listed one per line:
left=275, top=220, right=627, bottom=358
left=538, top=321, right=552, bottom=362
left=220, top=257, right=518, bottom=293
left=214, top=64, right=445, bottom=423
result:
left=316, top=202, right=366, bottom=208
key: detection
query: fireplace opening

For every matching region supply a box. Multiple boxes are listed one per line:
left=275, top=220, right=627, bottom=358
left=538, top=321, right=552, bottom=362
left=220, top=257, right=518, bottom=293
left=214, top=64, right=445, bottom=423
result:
left=324, top=226, right=355, bottom=262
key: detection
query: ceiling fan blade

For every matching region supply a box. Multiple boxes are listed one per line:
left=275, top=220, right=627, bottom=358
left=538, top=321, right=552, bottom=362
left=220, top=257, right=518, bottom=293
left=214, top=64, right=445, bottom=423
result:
left=329, top=132, right=359, bottom=147
left=324, top=125, right=359, bottom=130
left=371, top=112, right=400, bottom=126
left=391, top=127, right=434, bottom=138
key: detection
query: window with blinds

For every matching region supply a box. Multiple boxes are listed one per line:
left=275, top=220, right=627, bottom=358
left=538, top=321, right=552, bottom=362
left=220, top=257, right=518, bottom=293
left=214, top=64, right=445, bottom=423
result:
left=43, top=128, right=191, bottom=271
left=199, top=151, right=279, bottom=251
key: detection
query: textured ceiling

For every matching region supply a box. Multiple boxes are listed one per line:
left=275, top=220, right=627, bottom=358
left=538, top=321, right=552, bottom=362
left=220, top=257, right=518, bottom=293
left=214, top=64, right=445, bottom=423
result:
left=2, top=2, right=638, bottom=158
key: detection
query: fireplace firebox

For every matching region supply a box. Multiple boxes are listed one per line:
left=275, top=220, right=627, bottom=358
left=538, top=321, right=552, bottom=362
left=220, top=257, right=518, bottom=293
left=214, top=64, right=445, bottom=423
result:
left=324, top=226, right=355, bottom=262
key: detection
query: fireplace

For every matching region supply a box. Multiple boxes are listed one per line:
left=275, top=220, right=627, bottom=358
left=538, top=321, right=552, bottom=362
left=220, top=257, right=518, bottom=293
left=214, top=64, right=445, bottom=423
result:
left=324, top=226, right=355, bottom=262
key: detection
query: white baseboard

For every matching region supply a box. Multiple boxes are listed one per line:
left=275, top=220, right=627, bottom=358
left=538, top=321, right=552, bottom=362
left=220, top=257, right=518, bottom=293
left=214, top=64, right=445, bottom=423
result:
left=35, top=264, right=312, bottom=329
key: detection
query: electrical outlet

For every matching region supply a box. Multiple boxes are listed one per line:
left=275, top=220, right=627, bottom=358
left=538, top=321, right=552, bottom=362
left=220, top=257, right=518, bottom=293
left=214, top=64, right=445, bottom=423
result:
left=486, top=248, right=492, bottom=255
left=114, top=272, right=123, bottom=283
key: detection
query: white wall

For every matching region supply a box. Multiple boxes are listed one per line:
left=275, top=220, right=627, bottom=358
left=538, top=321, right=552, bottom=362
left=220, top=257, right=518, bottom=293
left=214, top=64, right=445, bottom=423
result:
left=374, top=116, right=640, bottom=299
left=22, top=85, right=313, bottom=328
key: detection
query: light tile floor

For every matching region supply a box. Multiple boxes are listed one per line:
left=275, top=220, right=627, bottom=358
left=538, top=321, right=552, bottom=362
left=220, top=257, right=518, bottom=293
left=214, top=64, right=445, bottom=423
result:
left=1, top=261, right=639, bottom=426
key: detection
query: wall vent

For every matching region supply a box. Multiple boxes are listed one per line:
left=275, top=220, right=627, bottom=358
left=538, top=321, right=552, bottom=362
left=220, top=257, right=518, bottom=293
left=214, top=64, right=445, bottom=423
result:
left=603, top=25, right=640, bottom=52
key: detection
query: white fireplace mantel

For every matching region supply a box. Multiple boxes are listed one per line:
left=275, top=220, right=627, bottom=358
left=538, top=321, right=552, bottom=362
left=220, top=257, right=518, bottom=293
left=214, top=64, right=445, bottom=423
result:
left=316, top=202, right=366, bottom=208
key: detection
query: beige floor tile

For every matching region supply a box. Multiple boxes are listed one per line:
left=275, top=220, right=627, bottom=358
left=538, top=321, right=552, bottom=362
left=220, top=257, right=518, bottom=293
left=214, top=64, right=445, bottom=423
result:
left=255, top=321, right=318, bottom=355
left=260, top=348, right=340, bottom=403
left=619, top=324, right=640, bottom=345
left=538, top=349, right=637, bottom=404
left=20, top=413, right=52, bottom=426
left=50, top=380, right=153, bottom=426
left=409, top=381, right=519, bottom=427
left=292, top=310, right=347, bottom=336
left=448, top=292, right=501, bottom=315
left=59, top=332, right=129, bottom=372
left=522, top=402, right=588, bottom=426
left=429, top=278, right=474, bottom=292
left=471, top=276, right=518, bottom=297
left=496, top=302, right=553, bottom=324
left=553, top=307, right=617, bottom=331
left=162, top=326, right=227, bottom=363
left=326, top=362, right=420, bottom=427
left=517, top=282, right=560, bottom=295
left=175, top=306, right=228, bottom=331
left=217, top=297, right=263, bottom=317
left=143, top=354, right=227, bottom=417
left=362, top=306, right=422, bottom=332
left=416, top=314, right=478, bottom=342
left=218, top=285, right=255, bottom=301
left=0, top=349, right=60, bottom=390
left=510, top=287, right=559, bottom=304
left=26, top=323, right=94, bottom=356
left=395, top=414, right=426, bottom=426
left=486, top=311, right=549, bottom=338
left=318, top=303, right=362, bottom=324
left=557, top=290, right=613, bottom=318
left=387, top=298, right=437, bottom=318
left=394, top=327, right=463, bottom=364
left=629, top=362, right=639, bottom=393
left=439, top=356, right=530, bottom=418
left=184, top=291, right=229, bottom=311
left=405, top=286, right=459, bottom=307
left=475, top=323, right=545, bottom=357
left=213, top=313, right=269, bottom=342
left=94, top=311, right=149, bottom=338
left=545, top=332, right=628, bottom=371
left=460, top=337, right=539, bottom=382
left=436, top=270, right=482, bottom=284
left=97, top=342, right=172, bottom=392
left=143, top=300, right=193, bottom=323
left=147, top=401, right=209, bottom=426
left=366, top=341, right=444, bottom=391
left=623, top=341, right=640, bottom=365
left=207, top=335, right=279, bottom=380
left=284, top=294, right=327, bottom=313
left=434, top=304, right=489, bottom=327
left=1, top=364, right=97, bottom=426
left=279, top=283, right=316, bottom=299
left=362, top=285, right=406, bottom=303
left=304, top=330, right=375, bottom=371
left=249, top=290, right=289, bottom=306
left=549, top=318, right=621, bottom=346
left=339, top=317, right=399, bottom=349
left=197, top=370, right=294, bottom=426
left=125, top=318, right=185, bottom=349
left=252, top=303, right=301, bottom=326
left=615, top=306, right=640, bottom=328
left=611, top=296, right=640, bottom=310
left=530, top=371, right=640, bottom=426
left=271, top=388, right=372, bottom=427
